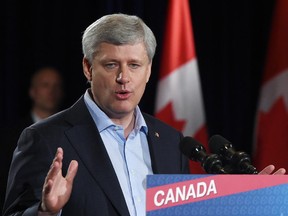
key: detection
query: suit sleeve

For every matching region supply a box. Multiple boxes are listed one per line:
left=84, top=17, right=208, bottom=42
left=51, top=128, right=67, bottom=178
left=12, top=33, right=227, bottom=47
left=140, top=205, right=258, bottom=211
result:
left=3, top=128, right=54, bottom=216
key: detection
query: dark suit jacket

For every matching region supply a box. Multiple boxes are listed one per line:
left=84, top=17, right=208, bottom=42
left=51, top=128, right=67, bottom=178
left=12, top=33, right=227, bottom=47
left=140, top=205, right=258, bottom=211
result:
left=3, top=96, right=189, bottom=216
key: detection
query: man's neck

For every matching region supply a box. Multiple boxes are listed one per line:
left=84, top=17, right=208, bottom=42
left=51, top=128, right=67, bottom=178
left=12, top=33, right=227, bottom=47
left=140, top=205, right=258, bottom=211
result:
left=111, top=113, right=136, bottom=139
left=32, top=108, right=55, bottom=121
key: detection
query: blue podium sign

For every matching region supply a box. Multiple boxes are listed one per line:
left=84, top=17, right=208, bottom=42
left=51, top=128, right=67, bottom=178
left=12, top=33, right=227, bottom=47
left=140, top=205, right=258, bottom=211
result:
left=146, top=174, right=288, bottom=216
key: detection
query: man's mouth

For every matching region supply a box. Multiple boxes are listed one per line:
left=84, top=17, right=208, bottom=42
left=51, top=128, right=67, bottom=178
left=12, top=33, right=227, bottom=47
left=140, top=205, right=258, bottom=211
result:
left=115, top=90, right=131, bottom=100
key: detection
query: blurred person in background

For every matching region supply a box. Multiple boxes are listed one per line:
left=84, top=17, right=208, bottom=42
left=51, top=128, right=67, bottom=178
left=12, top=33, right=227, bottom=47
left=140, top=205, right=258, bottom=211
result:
left=22, top=66, right=64, bottom=126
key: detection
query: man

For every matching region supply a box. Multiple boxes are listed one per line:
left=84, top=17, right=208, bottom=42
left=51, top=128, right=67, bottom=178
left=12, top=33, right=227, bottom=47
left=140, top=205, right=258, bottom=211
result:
left=1, top=66, right=64, bottom=213
left=11, top=67, right=64, bottom=139
left=3, top=14, right=189, bottom=216
left=28, top=67, right=64, bottom=123
left=2, top=14, right=285, bottom=216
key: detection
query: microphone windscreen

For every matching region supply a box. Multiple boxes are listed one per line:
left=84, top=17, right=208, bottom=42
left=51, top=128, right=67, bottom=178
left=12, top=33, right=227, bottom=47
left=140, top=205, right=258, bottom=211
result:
left=209, top=134, right=231, bottom=154
left=179, top=136, right=203, bottom=158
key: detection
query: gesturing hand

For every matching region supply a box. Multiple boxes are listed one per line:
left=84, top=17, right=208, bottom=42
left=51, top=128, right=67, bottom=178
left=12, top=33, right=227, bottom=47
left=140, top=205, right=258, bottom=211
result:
left=258, top=165, right=286, bottom=175
left=40, top=147, right=78, bottom=214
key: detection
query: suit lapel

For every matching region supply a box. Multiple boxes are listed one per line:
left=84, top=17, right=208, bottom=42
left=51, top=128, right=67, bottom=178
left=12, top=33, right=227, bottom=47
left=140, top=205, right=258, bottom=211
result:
left=64, top=97, right=130, bottom=215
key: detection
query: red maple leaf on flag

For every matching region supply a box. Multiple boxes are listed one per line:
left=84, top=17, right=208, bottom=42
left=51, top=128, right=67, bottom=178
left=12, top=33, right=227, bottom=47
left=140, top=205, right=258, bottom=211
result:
left=156, top=102, right=186, bottom=132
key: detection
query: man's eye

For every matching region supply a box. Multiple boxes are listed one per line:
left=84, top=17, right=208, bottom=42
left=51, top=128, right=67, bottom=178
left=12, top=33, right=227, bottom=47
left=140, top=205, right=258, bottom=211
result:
left=105, top=63, right=117, bottom=69
left=106, top=64, right=115, bottom=68
left=129, top=64, right=140, bottom=69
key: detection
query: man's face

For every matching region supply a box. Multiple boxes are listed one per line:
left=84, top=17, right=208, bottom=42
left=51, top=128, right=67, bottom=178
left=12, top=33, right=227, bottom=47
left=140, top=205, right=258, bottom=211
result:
left=83, top=42, right=152, bottom=119
left=29, top=69, right=63, bottom=112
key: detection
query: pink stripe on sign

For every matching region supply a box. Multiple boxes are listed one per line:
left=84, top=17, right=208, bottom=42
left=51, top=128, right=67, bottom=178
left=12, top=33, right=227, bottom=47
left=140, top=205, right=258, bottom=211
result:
left=146, top=175, right=288, bottom=211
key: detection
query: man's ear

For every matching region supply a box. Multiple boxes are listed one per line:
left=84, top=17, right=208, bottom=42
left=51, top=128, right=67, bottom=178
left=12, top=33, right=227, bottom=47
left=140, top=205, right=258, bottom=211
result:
left=82, top=58, right=92, bottom=81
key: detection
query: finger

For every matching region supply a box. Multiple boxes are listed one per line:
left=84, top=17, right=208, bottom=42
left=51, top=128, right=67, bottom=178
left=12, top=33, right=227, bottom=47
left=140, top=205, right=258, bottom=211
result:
left=56, top=147, right=63, bottom=170
left=272, top=168, right=286, bottom=175
left=46, top=148, right=63, bottom=181
left=258, top=165, right=275, bottom=175
left=65, top=160, right=78, bottom=183
left=43, top=179, right=54, bottom=195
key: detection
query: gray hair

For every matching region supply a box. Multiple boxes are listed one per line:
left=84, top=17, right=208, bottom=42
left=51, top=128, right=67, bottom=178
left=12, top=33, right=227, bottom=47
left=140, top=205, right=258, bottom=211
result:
left=82, top=13, right=157, bottom=63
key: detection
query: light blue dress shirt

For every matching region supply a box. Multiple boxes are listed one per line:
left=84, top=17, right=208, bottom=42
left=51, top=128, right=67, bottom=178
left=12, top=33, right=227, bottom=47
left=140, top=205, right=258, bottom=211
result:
left=84, top=90, right=153, bottom=216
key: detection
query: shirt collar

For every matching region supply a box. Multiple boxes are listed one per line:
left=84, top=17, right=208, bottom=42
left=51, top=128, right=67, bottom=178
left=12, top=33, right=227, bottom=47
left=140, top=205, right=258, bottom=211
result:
left=84, top=89, right=148, bottom=134
left=31, top=111, right=42, bottom=123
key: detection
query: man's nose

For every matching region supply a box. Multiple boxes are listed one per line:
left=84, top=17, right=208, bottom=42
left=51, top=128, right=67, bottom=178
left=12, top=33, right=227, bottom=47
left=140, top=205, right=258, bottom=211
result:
left=116, top=69, right=130, bottom=84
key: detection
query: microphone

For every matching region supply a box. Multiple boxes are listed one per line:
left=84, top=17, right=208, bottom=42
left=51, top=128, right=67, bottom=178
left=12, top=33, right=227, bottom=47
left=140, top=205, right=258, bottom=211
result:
left=179, top=136, right=228, bottom=174
left=209, top=135, right=258, bottom=174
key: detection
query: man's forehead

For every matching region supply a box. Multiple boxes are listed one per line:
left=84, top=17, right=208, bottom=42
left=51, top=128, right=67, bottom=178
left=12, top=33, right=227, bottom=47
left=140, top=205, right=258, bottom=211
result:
left=94, top=42, right=149, bottom=59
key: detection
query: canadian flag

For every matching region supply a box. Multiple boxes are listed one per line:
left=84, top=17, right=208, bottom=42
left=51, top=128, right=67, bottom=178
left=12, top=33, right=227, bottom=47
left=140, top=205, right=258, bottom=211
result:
left=253, top=0, right=288, bottom=170
left=155, top=0, right=208, bottom=173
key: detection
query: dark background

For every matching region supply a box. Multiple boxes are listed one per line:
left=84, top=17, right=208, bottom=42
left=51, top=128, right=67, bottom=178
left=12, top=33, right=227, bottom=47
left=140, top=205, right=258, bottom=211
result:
left=1, top=0, right=276, bottom=157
